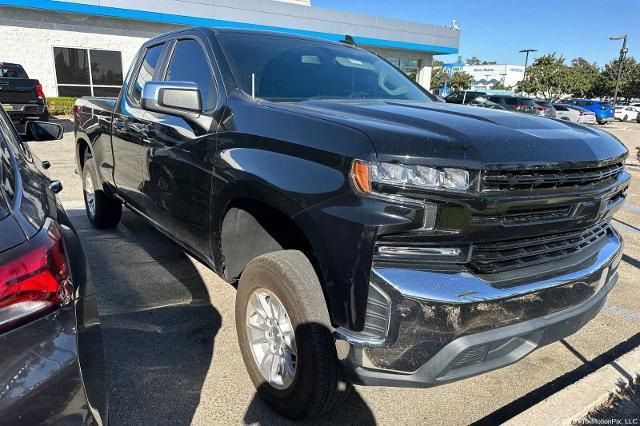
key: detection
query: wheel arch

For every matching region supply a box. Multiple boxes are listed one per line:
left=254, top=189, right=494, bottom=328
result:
left=75, top=134, right=93, bottom=173
left=215, top=192, right=340, bottom=326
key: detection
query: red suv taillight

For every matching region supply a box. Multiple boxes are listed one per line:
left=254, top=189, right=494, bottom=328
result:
left=36, top=83, right=45, bottom=100
left=536, top=106, right=549, bottom=112
left=0, top=221, right=72, bottom=331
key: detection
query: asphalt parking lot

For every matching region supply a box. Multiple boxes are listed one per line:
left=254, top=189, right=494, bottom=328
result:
left=29, top=119, right=640, bottom=424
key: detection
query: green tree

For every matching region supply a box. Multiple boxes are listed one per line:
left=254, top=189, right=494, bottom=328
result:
left=568, top=58, right=600, bottom=98
left=492, top=80, right=509, bottom=90
left=466, top=57, right=497, bottom=66
left=449, top=71, right=473, bottom=90
left=516, top=53, right=572, bottom=101
left=430, top=60, right=445, bottom=91
left=623, top=60, right=640, bottom=101
left=592, top=57, right=639, bottom=101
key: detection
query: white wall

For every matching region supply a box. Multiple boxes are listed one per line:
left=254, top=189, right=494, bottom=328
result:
left=0, top=7, right=176, bottom=97
left=0, top=24, right=146, bottom=96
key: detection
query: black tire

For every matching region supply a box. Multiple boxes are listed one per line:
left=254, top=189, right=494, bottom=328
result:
left=82, top=156, right=122, bottom=229
left=235, top=250, right=351, bottom=420
left=623, top=115, right=628, bottom=122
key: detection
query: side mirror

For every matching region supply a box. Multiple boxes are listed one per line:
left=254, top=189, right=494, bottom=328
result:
left=141, top=81, right=202, bottom=119
left=21, top=121, right=64, bottom=142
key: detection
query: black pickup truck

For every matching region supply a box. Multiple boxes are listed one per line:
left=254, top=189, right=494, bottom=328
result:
left=0, top=62, right=48, bottom=123
left=74, top=27, right=630, bottom=419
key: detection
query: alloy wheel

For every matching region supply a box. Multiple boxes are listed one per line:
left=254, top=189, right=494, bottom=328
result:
left=245, top=288, right=297, bottom=389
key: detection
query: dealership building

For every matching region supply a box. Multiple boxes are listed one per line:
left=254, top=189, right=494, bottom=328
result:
left=442, top=62, right=525, bottom=93
left=0, top=0, right=460, bottom=98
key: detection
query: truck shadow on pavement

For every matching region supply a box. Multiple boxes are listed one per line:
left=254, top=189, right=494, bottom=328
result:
left=71, top=210, right=221, bottom=425
left=71, top=209, right=375, bottom=424
left=243, top=364, right=376, bottom=425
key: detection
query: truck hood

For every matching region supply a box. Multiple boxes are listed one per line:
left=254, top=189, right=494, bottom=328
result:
left=274, top=100, right=628, bottom=169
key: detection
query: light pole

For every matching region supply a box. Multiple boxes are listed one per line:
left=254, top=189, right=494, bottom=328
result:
left=519, top=48, right=538, bottom=81
left=610, top=35, right=628, bottom=106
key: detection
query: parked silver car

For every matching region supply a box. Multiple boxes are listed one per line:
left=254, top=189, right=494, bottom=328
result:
left=552, top=103, right=597, bottom=124
left=533, top=100, right=557, bottom=118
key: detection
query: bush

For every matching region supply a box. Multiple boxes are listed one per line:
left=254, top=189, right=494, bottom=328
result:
left=46, top=97, right=76, bottom=116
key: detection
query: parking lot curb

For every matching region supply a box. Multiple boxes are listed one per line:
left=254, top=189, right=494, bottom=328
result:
left=505, top=345, right=640, bottom=425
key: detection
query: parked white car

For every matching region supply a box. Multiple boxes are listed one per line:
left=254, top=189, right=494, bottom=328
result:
left=552, top=104, right=597, bottom=124
left=614, top=106, right=639, bottom=122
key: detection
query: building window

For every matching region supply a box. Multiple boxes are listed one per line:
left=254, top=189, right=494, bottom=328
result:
left=53, top=47, right=123, bottom=97
left=386, top=57, right=421, bottom=81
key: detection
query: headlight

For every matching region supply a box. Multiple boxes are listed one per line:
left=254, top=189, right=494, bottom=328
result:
left=351, top=160, right=476, bottom=193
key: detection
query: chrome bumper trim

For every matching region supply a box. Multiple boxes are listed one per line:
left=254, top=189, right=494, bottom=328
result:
left=336, top=230, right=622, bottom=351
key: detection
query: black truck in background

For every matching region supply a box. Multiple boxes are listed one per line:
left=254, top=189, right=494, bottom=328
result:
left=0, top=62, right=48, bottom=124
left=74, top=27, right=630, bottom=420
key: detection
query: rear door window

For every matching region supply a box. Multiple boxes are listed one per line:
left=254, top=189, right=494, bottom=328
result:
left=129, top=43, right=166, bottom=104
left=503, top=97, right=518, bottom=106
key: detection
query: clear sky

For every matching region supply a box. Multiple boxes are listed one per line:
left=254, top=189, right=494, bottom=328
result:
left=313, top=0, right=639, bottom=67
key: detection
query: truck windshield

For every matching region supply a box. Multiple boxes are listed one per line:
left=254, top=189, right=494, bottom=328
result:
left=0, top=64, right=28, bottom=79
left=218, top=33, right=434, bottom=103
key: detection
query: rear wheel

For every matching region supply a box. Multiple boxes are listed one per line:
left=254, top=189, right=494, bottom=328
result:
left=623, top=115, right=629, bottom=122
left=82, top=156, right=122, bottom=229
left=235, top=250, right=350, bottom=420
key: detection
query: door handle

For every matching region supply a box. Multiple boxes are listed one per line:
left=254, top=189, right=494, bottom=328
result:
left=113, top=118, right=125, bottom=130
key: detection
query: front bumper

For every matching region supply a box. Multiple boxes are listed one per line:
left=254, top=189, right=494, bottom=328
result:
left=336, top=229, right=623, bottom=387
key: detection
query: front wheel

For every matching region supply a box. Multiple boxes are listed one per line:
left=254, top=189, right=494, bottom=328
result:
left=82, top=157, right=122, bottom=229
left=235, top=250, right=351, bottom=420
